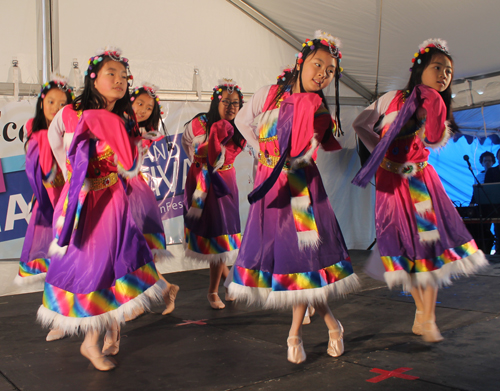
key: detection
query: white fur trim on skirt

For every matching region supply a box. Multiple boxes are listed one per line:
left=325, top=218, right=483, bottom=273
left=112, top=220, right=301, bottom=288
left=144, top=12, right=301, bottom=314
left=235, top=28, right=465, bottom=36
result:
left=384, top=250, right=489, bottom=291
left=13, top=272, right=47, bottom=286
left=227, top=273, right=361, bottom=310
left=183, top=248, right=239, bottom=266
left=36, top=279, right=166, bottom=336
left=152, top=248, right=174, bottom=265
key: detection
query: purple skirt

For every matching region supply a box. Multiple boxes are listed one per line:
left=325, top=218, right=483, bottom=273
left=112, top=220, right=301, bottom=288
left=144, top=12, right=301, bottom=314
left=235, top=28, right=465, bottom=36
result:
left=228, top=162, right=360, bottom=309
left=376, top=164, right=488, bottom=290
left=126, top=175, right=170, bottom=262
left=37, top=180, right=164, bottom=335
left=16, top=201, right=53, bottom=283
left=183, top=166, right=242, bottom=264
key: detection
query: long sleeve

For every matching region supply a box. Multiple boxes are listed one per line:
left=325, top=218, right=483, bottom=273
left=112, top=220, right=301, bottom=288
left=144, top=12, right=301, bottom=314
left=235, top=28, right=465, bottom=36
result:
left=47, top=109, right=68, bottom=179
left=77, top=110, right=137, bottom=172
left=352, top=90, right=397, bottom=153
left=416, top=85, right=451, bottom=148
left=234, top=85, right=271, bottom=153
left=208, top=119, right=234, bottom=168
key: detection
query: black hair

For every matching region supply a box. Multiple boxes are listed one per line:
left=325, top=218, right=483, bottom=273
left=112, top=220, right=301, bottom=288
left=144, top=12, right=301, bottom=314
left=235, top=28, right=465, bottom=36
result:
left=271, top=39, right=342, bottom=135
left=480, top=151, right=496, bottom=165
left=186, top=86, right=245, bottom=149
left=73, top=56, right=139, bottom=137
left=131, top=89, right=168, bottom=136
left=404, top=47, right=457, bottom=132
left=26, top=82, right=73, bottom=149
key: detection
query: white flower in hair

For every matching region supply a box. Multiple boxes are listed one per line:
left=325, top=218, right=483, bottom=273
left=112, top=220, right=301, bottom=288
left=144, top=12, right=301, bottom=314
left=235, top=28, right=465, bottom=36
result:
left=217, top=78, right=237, bottom=87
left=95, top=46, right=122, bottom=56
left=50, top=73, right=69, bottom=86
left=418, top=38, right=449, bottom=54
left=216, top=78, right=241, bottom=95
left=314, top=30, right=342, bottom=48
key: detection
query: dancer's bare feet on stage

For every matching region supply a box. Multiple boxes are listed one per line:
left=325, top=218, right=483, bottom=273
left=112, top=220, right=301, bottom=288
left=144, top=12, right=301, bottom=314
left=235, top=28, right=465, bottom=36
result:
left=46, top=328, right=66, bottom=342
left=162, top=284, right=180, bottom=315
left=207, top=292, right=225, bottom=309
left=327, top=319, right=344, bottom=357
left=102, top=326, right=120, bottom=356
left=81, top=343, right=116, bottom=371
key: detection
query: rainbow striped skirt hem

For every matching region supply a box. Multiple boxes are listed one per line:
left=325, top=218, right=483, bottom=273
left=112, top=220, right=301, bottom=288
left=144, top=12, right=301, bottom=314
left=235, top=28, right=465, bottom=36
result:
left=381, top=240, right=478, bottom=273
left=19, top=258, right=50, bottom=277
left=144, top=232, right=167, bottom=250
left=185, top=227, right=242, bottom=256
left=42, top=261, right=160, bottom=317
left=232, top=259, right=354, bottom=291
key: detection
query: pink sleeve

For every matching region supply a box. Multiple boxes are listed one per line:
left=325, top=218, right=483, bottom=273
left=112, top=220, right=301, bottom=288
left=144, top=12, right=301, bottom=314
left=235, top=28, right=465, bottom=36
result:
left=36, top=130, right=55, bottom=176
left=208, top=120, right=233, bottom=166
left=79, top=110, right=137, bottom=170
left=314, top=109, right=341, bottom=152
left=191, top=118, right=209, bottom=157
left=48, top=108, right=68, bottom=179
left=417, top=85, right=451, bottom=148
left=289, top=93, right=323, bottom=158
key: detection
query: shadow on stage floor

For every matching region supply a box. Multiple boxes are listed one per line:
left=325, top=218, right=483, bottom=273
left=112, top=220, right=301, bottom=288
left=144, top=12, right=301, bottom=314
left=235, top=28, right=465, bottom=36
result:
left=1, top=250, right=499, bottom=391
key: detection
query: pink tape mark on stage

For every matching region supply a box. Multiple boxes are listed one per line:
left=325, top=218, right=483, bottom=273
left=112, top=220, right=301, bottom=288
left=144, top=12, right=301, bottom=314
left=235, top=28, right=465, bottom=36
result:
left=175, top=319, right=208, bottom=326
left=366, top=367, right=419, bottom=383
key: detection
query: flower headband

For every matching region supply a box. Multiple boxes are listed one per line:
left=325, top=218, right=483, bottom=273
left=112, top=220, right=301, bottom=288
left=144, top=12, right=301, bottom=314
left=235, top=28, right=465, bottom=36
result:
left=39, top=73, right=74, bottom=100
left=277, top=65, right=294, bottom=82
left=410, top=38, right=449, bottom=70
left=211, top=78, right=244, bottom=102
left=130, top=83, right=164, bottom=116
left=84, top=46, right=133, bottom=83
left=296, top=30, right=343, bottom=73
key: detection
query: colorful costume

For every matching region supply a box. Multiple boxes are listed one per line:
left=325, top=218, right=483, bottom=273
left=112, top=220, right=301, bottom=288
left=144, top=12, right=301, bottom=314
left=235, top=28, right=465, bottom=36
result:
left=16, top=119, right=65, bottom=283
left=37, top=109, right=164, bottom=335
left=182, top=115, right=245, bottom=264
left=228, top=85, right=360, bottom=308
left=125, top=130, right=169, bottom=262
left=352, top=85, right=488, bottom=290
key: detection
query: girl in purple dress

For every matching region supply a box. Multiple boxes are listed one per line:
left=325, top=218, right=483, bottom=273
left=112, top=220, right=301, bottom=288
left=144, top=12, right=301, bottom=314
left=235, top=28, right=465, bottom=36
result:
left=182, top=79, right=246, bottom=309
left=38, top=48, right=165, bottom=371
left=15, top=76, right=73, bottom=342
left=352, top=39, right=488, bottom=342
left=228, top=31, right=360, bottom=364
left=16, top=77, right=73, bottom=285
left=126, top=83, right=179, bottom=317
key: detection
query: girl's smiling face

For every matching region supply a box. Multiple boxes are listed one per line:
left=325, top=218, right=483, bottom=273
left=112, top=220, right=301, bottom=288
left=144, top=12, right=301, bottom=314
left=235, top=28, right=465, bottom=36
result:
left=218, top=90, right=240, bottom=121
left=295, top=49, right=337, bottom=93
left=132, top=93, right=155, bottom=123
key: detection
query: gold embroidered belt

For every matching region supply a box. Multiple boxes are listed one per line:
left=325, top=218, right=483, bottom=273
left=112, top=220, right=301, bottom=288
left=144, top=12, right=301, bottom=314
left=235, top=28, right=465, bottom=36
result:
left=258, top=152, right=281, bottom=168
left=258, top=152, right=311, bottom=171
left=380, top=157, right=427, bottom=176
left=88, top=172, right=118, bottom=191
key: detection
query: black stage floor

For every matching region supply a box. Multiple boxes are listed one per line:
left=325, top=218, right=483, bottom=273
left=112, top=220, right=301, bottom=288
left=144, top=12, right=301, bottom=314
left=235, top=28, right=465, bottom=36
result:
left=1, top=250, right=500, bottom=391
